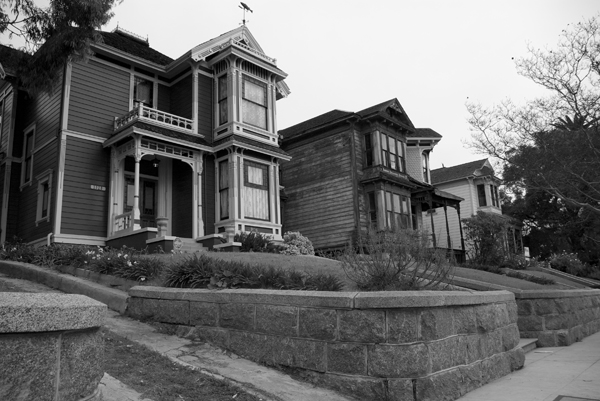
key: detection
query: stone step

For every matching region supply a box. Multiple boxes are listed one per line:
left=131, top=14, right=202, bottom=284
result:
left=518, top=338, right=538, bottom=353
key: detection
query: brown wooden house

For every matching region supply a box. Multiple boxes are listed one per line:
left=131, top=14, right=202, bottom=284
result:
left=279, top=99, right=464, bottom=252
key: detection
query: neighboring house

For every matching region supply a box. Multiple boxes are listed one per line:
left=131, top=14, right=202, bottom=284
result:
left=0, top=25, right=291, bottom=251
left=424, top=159, right=522, bottom=259
left=279, top=99, right=463, bottom=251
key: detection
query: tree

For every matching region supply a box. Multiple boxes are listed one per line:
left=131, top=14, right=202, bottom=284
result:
left=466, top=14, right=600, bottom=217
left=1, top=0, right=122, bottom=94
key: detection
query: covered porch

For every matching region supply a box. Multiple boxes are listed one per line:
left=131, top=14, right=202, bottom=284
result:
left=412, top=187, right=466, bottom=263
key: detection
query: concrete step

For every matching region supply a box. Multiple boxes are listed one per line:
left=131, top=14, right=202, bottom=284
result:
left=518, top=338, right=538, bottom=353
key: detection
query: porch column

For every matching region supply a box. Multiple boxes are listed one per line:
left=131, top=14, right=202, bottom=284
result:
left=133, top=138, right=142, bottom=230
left=457, top=204, right=466, bottom=254
left=192, top=153, right=204, bottom=238
left=443, top=202, right=451, bottom=249
left=191, top=65, right=199, bottom=135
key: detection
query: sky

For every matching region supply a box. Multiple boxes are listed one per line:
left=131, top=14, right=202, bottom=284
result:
left=3, top=0, right=600, bottom=169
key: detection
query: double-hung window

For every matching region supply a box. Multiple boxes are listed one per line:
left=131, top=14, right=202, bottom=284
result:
left=380, top=133, right=405, bottom=173
left=133, top=76, right=154, bottom=108
left=244, top=161, right=269, bottom=220
left=477, top=184, right=487, bottom=207
left=365, top=133, right=373, bottom=167
left=219, top=161, right=229, bottom=219
left=242, top=76, right=267, bottom=129
left=385, top=191, right=409, bottom=229
left=490, top=184, right=500, bottom=207
left=218, top=74, right=228, bottom=125
left=35, top=170, right=52, bottom=225
left=21, top=125, right=35, bottom=186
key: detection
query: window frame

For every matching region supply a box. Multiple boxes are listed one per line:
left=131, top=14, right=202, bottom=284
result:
left=241, top=75, right=268, bottom=130
left=477, top=184, right=487, bottom=207
left=20, top=123, right=36, bottom=188
left=243, top=160, right=270, bottom=221
left=35, top=169, right=53, bottom=225
left=218, top=74, right=228, bottom=126
left=422, top=152, right=429, bottom=183
left=131, top=74, right=156, bottom=109
left=218, top=160, right=230, bottom=220
left=383, top=190, right=410, bottom=230
left=0, top=96, right=5, bottom=146
left=379, top=133, right=405, bottom=173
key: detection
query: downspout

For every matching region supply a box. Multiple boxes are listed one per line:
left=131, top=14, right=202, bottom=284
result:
left=47, top=232, right=53, bottom=246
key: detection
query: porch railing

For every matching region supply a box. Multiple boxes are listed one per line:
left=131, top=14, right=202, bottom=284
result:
left=113, top=212, right=133, bottom=233
left=114, top=104, right=194, bottom=134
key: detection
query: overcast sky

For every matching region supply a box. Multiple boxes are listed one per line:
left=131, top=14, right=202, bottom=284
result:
left=4, top=1, right=599, bottom=169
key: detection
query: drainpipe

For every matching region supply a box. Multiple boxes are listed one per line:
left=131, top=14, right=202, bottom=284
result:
left=47, top=232, right=54, bottom=246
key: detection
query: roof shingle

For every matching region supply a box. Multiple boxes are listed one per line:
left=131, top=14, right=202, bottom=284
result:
left=430, top=159, right=494, bottom=184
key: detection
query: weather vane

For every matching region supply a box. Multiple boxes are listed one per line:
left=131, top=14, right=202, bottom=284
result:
left=239, top=2, right=253, bottom=25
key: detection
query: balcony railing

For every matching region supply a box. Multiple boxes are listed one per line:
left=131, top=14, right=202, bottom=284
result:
left=113, top=212, right=133, bottom=234
left=114, top=104, right=194, bottom=134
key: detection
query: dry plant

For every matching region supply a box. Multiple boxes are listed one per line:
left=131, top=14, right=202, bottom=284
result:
left=340, top=229, right=454, bottom=291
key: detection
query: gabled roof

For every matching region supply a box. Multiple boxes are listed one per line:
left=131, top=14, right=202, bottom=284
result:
left=430, top=159, right=496, bottom=184
left=99, top=30, right=174, bottom=66
left=0, top=44, right=28, bottom=78
left=280, top=98, right=416, bottom=142
left=409, top=128, right=442, bottom=139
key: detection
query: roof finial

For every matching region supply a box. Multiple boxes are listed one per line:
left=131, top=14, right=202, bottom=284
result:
left=239, top=2, right=253, bottom=25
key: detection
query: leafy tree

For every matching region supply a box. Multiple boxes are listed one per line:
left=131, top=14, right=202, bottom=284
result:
left=462, top=211, right=510, bottom=266
left=466, top=14, right=600, bottom=217
left=1, top=0, right=122, bottom=94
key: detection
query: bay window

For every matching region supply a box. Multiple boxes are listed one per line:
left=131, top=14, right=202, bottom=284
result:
left=218, top=74, right=228, bottom=125
left=219, top=161, right=229, bottom=219
left=376, top=132, right=405, bottom=173
left=244, top=161, right=269, bottom=220
left=242, top=76, right=267, bottom=129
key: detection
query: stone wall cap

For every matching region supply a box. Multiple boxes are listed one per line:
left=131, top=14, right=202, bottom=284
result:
left=0, top=293, right=106, bottom=333
left=514, top=289, right=600, bottom=299
left=354, top=290, right=514, bottom=309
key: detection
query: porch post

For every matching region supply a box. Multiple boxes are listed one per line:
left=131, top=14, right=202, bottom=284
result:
left=443, top=202, right=451, bottom=249
left=192, top=152, right=204, bottom=238
left=191, top=63, right=199, bottom=135
left=457, top=203, right=466, bottom=254
left=132, top=137, right=142, bottom=230
left=429, top=206, right=437, bottom=248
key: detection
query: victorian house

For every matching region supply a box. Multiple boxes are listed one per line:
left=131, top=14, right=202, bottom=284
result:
left=0, top=26, right=290, bottom=251
left=279, top=99, right=464, bottom=253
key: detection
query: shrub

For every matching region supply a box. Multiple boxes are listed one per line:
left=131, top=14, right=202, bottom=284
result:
left=502, top=270, right=556, bottom=285
left=462, top=211, right=510, bottom=266
left=340, top=229, right=453, bottom=291
left=548, top=251, right=586, bottom=276
left=33, top=244, right=90, bottom=268
left=499, top=254, right=530, bottom=270
left=163, top=253, right=342, bottom=291
left=0, top=236, right=37, bottom=263
left=234, top=231, right=272, bottom=253
left=279, top=231, right=314, bottom=256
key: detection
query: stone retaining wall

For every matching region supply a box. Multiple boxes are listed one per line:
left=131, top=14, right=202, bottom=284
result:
left=515, top=289, right=600, bottom=347
left=128, top=287, right=525, bottom=401
left=0, top=293, right=106, bottom=401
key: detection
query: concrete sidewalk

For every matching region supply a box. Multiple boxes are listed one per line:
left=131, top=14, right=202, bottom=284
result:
left=457, top=330, right=600, bottom=401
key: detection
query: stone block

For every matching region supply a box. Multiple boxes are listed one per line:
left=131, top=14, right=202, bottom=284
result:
left=255, top=305, right=298, bottom=336
left=533, top=299, right=555, bottom=316
left=0, top=332, right=60, bottom=401
left=367, top=343, right=429, bottom=377
left=298, top=308, right=336, bottom=341
left=481, top=353, right=511, bottom=384
left=185, top=327, right=229, bottom=349
left=387, top=378, right=414, bottom=401
left=459, top=363, right=484, bottom=395
left=387, top=309, right=419, bottom=343
left=554, top=298, right=571, bottom=314
left=517, top=315, right=544, bottom=332
left=516, top=300, right=533, bottom=316
left=416, top=368, right=463, bottom=401
left=0, top=293, right=106, bottom=333
left=501, top=324, right=520, bottom=351
left=189, top=302, right=219, bottom=327
left=338, top=310, right=385, bottom=343
left=506, top=301, right=518, bottom=324
left=508, top=348, right=525, bottom=371
left=480, top=330, right=502, bottom=359
left=537, top=331, right=557, bottom=347
left=570, top=326, right=584, bottom=343
left=454, top=306, right=477, bottom=334
left=220, top=303, right=255, bottom=331
left=460, top=334, right=481, bottom=364
left=59, top=329, right=104, bottom=401
left=428, top=336, right=464, bottom=372
left=420, top=308, right=454, bottom=341
left=228, top=289, right=357, bottom=308
left=327, top=343, right=367, bottom=375
left=475, top=304, right=506, bottom=333
left=545, top=314, right=572, bottom=331
left=228, top=331, right=270, bottom=362
left=140, top=298, right=189, bottom=325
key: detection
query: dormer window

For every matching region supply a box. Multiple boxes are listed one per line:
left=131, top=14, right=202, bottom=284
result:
left=133, top=76, right=154, bottom=108
left=242, top=76, right=267, bottom=130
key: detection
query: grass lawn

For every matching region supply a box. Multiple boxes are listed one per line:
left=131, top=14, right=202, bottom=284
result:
left=451, top=266, right=575, bottom=290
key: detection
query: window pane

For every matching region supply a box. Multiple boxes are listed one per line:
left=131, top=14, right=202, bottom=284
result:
left=247, top=165, right=263, bottom=185
left=386, top=192, right=393, bottom=211
left=393, top=194, right=401, bottom=213
left=244, top=79, right=266, bottom=105
left=381, top=134, right=387, bottom=150
left=219, top=161, right=229, bottom=190
left=134, top=77, right=153, bottom=107
left=41, top=183, right=49, bottom=218
left=389, top=137, right=396, bottom=154
left=218, top=75, right=227, bottom=100
left=402, top=197, right=408, bottom=214
left=220, top=189, right=229, bottom=219
left=219, top=100, right=228, bottom=125
left=242, top=100, right=267, bottom=129
left=477, top=184, right=487, bottom=207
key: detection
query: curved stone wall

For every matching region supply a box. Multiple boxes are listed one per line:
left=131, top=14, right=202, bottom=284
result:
left=515, top=289, right=600, bottom=347
left=127, top=287, right=524, bottom=401
left=0, top=293, right=106, bottom=401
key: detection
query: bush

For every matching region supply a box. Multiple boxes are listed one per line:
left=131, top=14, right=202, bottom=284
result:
left=0, top=236, right=37, bottom=263
left=340, top=229, right=453, bottom=291
left=548, top=251, right=586, bottom=276
left=462, top=211, right=510, bottom=266
left=163, top=253, right=342, bottom=291
left=279, top=231, right=314, bottom=256
left=234, top=231, right=273, bottom=253
left=33, top=244, right=90, bottom=268
left=499, top=254, right=530, bottom=270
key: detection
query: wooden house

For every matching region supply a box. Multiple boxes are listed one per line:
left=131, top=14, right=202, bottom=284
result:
left=0, top=26, right=290, bottom=251
left=279, top=99, right=463, bottom=251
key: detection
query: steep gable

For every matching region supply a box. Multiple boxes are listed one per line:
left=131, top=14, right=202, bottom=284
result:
left=430, top=158, right=494, bottom=184
left=98, top=29, right=173, bottom=66
left=279, top=109, right=354, bottom=140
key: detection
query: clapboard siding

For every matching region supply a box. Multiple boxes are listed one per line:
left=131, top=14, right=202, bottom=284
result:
left=68, top=60, right=130, bottom=138
left=6, top=163, right=21, bottom=238
left=197, top=75, right=213, bottom=139
left=61, top=137, right=110, bottom=237
left=203, top=153, right=216, bottom=235
left=157, top=84, right=171, bottom=113
left=171, top=160, right=192, bottom=238
left=170, top=74, right=192, bottom=120
left=282, top=130, right=356, bottom=249
left=18, top=75, right=62, bottom=149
